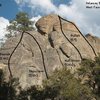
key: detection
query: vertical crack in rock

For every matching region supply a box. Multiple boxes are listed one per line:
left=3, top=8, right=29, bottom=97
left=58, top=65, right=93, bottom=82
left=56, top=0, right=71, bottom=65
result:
left=56, top=49, right=64, bottom=67
left=48, top=34, right=54, bottom=48
left=59, top=47, right=70, bottom=58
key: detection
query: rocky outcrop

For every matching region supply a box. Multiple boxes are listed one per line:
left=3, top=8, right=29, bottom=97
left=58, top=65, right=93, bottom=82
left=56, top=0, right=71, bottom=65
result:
left=35, top=14, right=60, bottom=34
left=86, top=33, right=100, bottom=54
left=0, top=14, right=100, bottom=89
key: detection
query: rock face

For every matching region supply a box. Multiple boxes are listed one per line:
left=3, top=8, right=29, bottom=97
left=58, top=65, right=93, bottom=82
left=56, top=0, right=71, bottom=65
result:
left=35, top=14, right=60, bottom=34
left=0, top=14, right=100, bottom=89
left=86, top=34, right=100, bottom=54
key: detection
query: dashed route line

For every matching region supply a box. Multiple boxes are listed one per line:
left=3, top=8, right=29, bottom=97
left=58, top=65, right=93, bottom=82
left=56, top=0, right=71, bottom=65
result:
left=59, top=16, right=97, bottom=57
left=8, top=31, right=48, bottom=79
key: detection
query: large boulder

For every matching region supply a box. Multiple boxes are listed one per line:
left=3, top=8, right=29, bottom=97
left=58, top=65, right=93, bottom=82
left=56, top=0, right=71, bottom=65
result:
left=35, top=14, right=60, bottom=34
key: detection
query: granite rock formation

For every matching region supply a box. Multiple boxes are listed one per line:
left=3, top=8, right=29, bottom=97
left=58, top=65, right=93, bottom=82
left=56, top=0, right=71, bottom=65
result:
left=0, top=14, right=100, bottom=89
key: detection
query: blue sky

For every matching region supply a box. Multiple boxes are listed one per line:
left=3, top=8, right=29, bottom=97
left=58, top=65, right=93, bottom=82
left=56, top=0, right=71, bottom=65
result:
left=52, top=0, right=70, bottom=6
left=0, top=0, right=70, bottom=20
left=0, top=0, right=19, bottom=20
left=0, top=0, right=100, bottom=38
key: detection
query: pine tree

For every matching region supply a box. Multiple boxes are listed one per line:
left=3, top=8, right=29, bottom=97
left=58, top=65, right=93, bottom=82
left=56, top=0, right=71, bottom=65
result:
left=7, top=12, right=34, bottom=38
left=15, top=12, right=34, bottom=31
